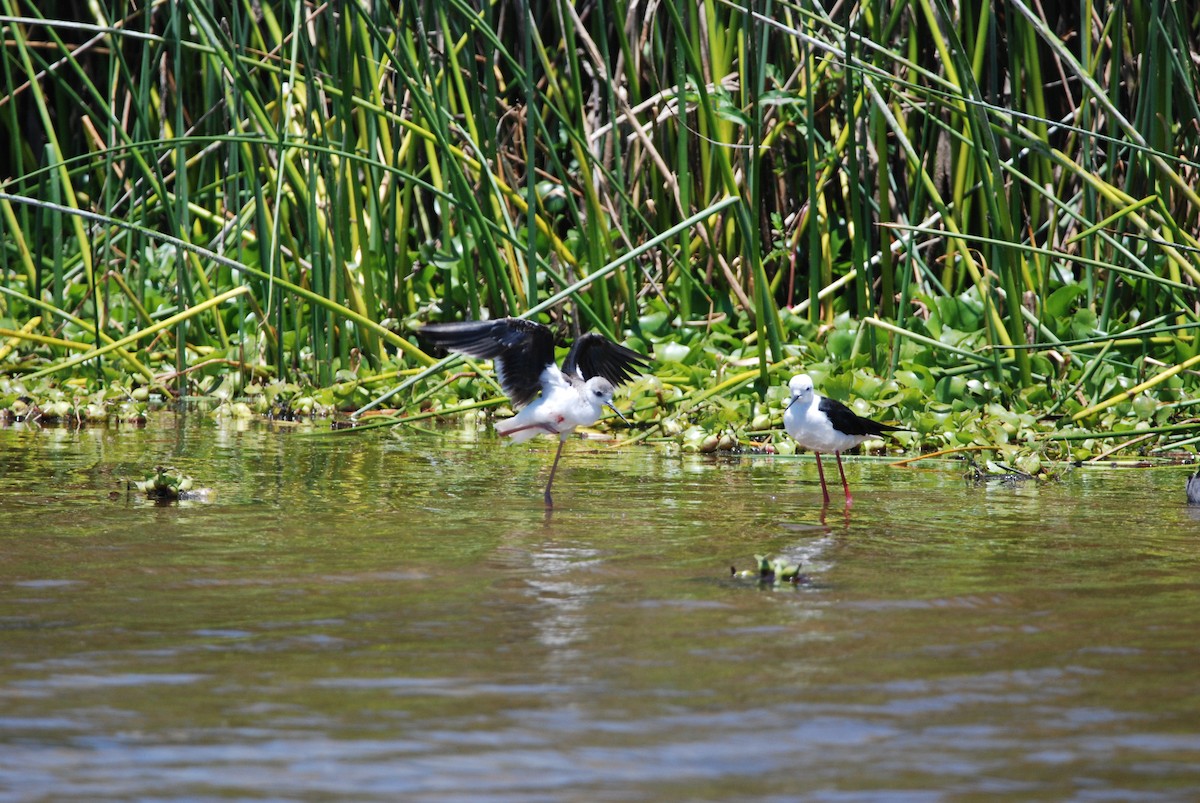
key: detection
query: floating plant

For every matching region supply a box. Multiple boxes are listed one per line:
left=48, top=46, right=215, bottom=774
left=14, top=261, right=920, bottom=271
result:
left=130, top=466, right=209, bottom=502
left=731, top=554, right=805, bottom=585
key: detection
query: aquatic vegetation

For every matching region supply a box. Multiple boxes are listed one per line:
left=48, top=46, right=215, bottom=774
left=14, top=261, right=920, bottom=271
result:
left=0, top=377, right=149, bottom=426
left=731, top=555, right=806, bottom=586
left=130, top=466, right=202, bottom=501
left=3, top=2, right=1200, bottom=462
left=960, top=454, right=1073, bottom=485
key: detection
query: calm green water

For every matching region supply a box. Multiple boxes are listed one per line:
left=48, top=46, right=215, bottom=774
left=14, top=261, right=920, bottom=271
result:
left=1, top=413, right=1199, bottom=801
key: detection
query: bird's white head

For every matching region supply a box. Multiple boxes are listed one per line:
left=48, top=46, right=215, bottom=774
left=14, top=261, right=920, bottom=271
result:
left=584, top=376, right=616, bottom=405
left=786, top=374, right=814, bottom=409
left=583, top=376, right=629, bottom=425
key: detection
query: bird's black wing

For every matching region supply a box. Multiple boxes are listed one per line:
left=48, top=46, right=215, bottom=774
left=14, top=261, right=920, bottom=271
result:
left=818, top=395, right=906, bottom=437
left=561, top=332, right=649, bottom=386
left=420, top=318, right=555, bottom=408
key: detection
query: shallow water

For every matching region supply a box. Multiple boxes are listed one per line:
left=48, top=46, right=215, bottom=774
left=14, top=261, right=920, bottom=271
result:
left=1, top=413, right=1199, bottom=801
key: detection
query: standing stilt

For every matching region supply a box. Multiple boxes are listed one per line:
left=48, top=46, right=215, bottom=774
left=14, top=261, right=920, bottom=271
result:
left=782, top=374, right=907, bottom=509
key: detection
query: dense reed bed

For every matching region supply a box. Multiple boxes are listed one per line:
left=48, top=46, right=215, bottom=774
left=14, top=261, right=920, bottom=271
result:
left=2, top=0, right=1200, bottom=462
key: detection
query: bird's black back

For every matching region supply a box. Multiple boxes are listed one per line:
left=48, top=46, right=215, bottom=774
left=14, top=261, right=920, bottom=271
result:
left=420, top=318, right=555, bottom=408
left=818, top=395, right=906, bottom=437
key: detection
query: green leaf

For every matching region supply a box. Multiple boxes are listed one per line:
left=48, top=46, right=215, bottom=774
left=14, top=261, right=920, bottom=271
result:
left=1045, top=284, right=1087, bottom=319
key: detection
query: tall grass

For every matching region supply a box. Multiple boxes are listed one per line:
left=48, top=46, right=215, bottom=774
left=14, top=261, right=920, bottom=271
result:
left=2, top=0, right=1200, bottom=434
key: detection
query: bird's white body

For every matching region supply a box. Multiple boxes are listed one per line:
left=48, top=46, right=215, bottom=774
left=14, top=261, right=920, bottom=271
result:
left=495, top=368, right=615, bottom=444
left=783, top=375, right=872, bottom=453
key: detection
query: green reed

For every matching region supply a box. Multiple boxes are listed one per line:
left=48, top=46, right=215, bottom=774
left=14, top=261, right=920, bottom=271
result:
left=0, top=0, right=1199, bottom=437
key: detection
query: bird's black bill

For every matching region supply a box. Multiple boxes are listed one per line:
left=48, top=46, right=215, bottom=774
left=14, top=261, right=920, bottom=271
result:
left=605, top=402, right=631, bottom=427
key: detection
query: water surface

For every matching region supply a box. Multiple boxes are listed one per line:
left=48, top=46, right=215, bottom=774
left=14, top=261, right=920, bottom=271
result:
left=1, top=414, right=1198, bottom=801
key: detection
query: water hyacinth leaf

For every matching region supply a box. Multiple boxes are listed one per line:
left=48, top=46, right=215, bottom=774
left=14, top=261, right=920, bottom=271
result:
left=1070, top=309, right=1100, bottom=340
left=826, top=330, right=857, bottom=361
left=933, top=296, right=983, bottom=331
left=893, top=367, right=935, bottom=394
left=1131, top=394, right=1158, bottom=420
left=821, top=373, right=854, bottom=402
left=654, top=341, right=692, bottom=365
left=638, top=310, right=671, bottom=336
left=1045, top=284, right=1088, bottom=320
left=851, top=373, right=886, bottom=400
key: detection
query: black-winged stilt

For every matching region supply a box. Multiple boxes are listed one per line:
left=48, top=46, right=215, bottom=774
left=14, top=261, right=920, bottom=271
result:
left=421, top=318, right=648, bottom=507
left=783, top=373, right=906, bottom=507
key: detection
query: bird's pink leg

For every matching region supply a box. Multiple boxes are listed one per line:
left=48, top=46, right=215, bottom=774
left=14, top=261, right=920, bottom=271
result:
left=500, top=422, right=560, bottom=438
left=814, top=452, right=831, bottom=507
left=543, top=436, right=567, bottom=508
left=835, top=451, right=852, bottom=507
